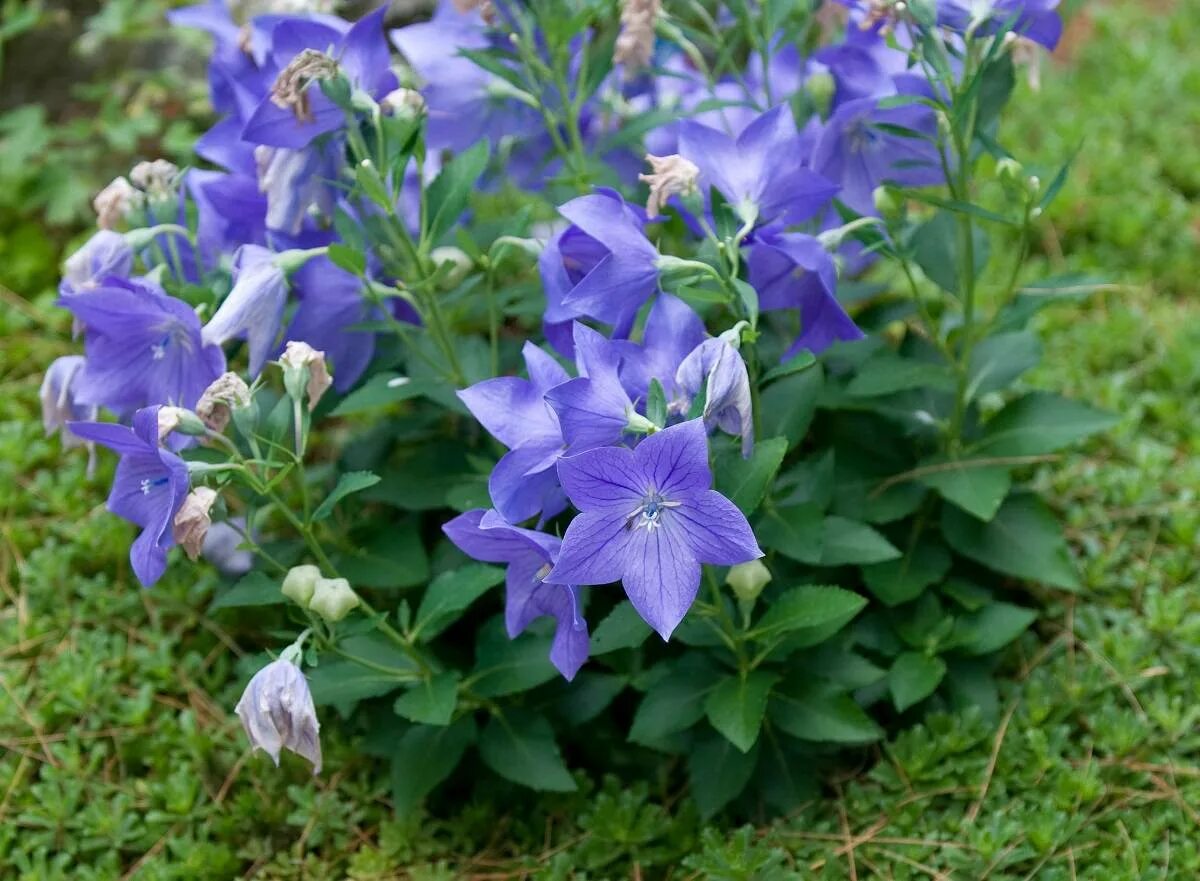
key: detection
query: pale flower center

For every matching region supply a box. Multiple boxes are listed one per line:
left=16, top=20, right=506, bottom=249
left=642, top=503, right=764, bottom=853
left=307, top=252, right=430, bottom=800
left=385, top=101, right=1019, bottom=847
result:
left=626, top=491, right=682, bottom=532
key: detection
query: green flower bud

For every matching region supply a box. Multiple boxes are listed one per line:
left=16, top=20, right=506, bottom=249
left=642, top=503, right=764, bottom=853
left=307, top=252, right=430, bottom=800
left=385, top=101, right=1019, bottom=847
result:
left=308, top=577, right=360, bottom=622
left=726, top=559, right=771, bottom=604
left=282, top=564, right=322, bottom=607
left=873, top=186, right=905, bottom=224
left=805, top=71, right=835, bottom=117
left=430, top=246, right=473, bottom=289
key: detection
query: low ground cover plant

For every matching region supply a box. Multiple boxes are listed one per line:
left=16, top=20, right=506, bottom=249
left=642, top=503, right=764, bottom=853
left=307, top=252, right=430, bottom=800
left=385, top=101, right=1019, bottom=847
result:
left=39, top=0, right=1115, bottom=817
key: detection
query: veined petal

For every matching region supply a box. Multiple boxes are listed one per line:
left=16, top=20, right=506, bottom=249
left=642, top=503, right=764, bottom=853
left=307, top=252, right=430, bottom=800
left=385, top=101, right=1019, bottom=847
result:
left=673, top=490, right=763, bottom=566
left=632, top=418, right=712, bottom=497
left=621, top=523, right=701, bottom=640
left=488, top=445, right=566, bottom=525
left=459, top=377, right=558, bottom=449
left=544, top=510, right=629, bottom=587
left=556, top=445, right=644, bottom=511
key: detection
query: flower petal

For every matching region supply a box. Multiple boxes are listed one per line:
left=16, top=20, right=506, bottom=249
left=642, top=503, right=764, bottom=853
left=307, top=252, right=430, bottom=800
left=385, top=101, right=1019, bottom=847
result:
left=673, top=490, right=763, bottom=566
left=621, top=523, right=701, bottom=640
left=544, top=510, right=629, bottom=587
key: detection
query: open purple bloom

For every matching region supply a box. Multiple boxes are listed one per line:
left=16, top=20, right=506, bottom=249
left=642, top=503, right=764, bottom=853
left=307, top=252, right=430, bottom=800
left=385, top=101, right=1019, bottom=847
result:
left=443, top=508, right=588, bottom=679
left=459, top=342, right=569, bottom=525
left=551, top=189, right=660, bottom=330
left=747, top=230, right=864, bottom=356
left=544, top=323, right=636, bottom=455
left=545, top=419, right=762, bottom=639
left=202, top=245, right=288, bottom=377
left=676, top=334, right=756, bottom=457
left=60, top=231, right=133, bottom=296
left=677, top=105, right=838, bottom=227
left=62, top=277, right=225, bottom=413
left=615, top=293, right=707, bottom=407
left=68, top=406, right=190, bottom=587
left=939, top=0, right=1062, bottom=49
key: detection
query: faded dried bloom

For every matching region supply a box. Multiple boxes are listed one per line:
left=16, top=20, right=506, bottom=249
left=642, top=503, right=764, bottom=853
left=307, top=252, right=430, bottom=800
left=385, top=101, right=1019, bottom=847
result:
left=173, top=486, right=218, bottom=560
left=639, top=153, right=699, bottom=218
left=271, top=49, right=339, bottom=123
left=157, top=406, right=186, bottom=442
left=130, top=159, right=181, bottom=199
left=93, top=177, right=143, bottom=230
left=235, top=656, right=322, bottom=774
left=280, top=341, right=332, bottom=408
left=614, top=0, right=660, bottom=71
left=1005, top=33, right=1044, bottom=91
left=196, top=372, right=252, bottom=433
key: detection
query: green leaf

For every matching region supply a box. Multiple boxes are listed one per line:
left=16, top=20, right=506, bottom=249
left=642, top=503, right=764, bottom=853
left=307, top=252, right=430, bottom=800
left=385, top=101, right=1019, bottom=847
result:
left=942, top=493, right=1081, bottom=591
left=919, top=456, right=1013, bottom=521
left=308, top=649, right=415, bottom=709
left=751, top=585, right=866, bottom=641
left=555, top=672, right=627, bottom=726
left=478, top=712, right=576, bottom=792
left=688, top=734, right=759, bottom=818
left=393, top=672, right=460, bottom=726
left=770, top=682, right=884, bottom=744
left=312, top=471, right=381, bottom=522
left=861, top=538, right=951, bottom=606
left=424, top=139, right=489, bottom=244
left=646, top=377, right=667, bottom=429
left=704, top=671, right=779, bottom=753
left=967, top=331, right=1042, bottom=399
left=209, top=571, right=284, bottom=610
left=950, top=601, right=1038, bottom=656
left=412, top=564, right=503, bottom=641
left=330, top=373, right=433, bottom=416
left=759, top=364, right=823, bottom=449
left=327, top=242, right=366, bottom=276
left=819, top=516, right=901, bottom=566
left=391, top=718, right=476, bottom=815
left=755, top=504, right=823, bottom=564
left=334, top=525, right=429, bottom=589
left=471, top=621, right=558, bottom=698
left=910, top=210, right=990, bottom=295
left=715, top=437, right=789, bottom=516
left=847, top=355, right=956, bottom=397
left=629, top=657, right=719, bottom=747
left=972, top=391, right=1118, bottom=457
left=590, top=601, right=652, bottom=655
left=889, top=652, right=947, bottom=711
left=760, top=349, right=816, bottom=384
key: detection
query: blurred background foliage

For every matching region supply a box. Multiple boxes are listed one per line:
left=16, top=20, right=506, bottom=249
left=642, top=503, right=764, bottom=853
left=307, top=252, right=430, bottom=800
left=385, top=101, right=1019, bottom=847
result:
left=1, top=0, right=1198, bottom=877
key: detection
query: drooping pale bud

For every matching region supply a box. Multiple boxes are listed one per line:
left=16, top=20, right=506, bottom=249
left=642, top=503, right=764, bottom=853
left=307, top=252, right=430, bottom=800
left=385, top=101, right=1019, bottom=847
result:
left=676, top=334, right=755, bottom=457
left=614, top=0, right=661, bottom=71
left=196, top=372, right=252, bottom=433
left=726, top=559, right=772, bottom=604
left=235, top=655, right=322, bottom=774
left=129, top=159, right=181, bottom=200
left=430, top=245, right=473, bottom=288
left=40, top=356, right=94, bottom=449
left=270, top=49, right=339, bottom=123
left=202, top=250, right=289, bottom=378
left=281, top=564, right=323, bottom=607
left=380, top=87, right=426, bottom=119
left=639, top=153, right=699, bottom=219
left=173, top=486, right=218, bottom=561
left=307, top=577, right=360, bottom=622
left=62, top=230, right=134, bottom=293
left=93, top=177, right=144, bottom=230
left=280, top=341, right=332, bottom=409
left=157, top=406, right=206, bottom=442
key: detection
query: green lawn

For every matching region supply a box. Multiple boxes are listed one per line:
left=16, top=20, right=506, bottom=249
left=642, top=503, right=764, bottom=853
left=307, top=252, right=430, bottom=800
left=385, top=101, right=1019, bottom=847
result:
left=2, top=2, right=1198, bottom=878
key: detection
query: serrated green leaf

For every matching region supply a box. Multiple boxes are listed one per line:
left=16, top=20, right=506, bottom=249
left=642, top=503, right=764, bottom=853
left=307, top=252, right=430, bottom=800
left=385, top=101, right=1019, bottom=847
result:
left=919, top=456, right=1013, bottom=521
left=889, top=652, right=947, bottom=711
left=312, top=471, right=380, bottom=522
left=847, top=355, right=956, bottom=397
left=770, top=682, right=884, bottom=744
left=413, top=564, right=503, bottom=641
left=760, top=349, right=816, bottom=384
left=704, top=671, right=778, bottom=753
left=819, top=516, right=901, bottom=566
left=942, top=493, right=1080, bottom=590
left=950, top=601, right=1038, bottom=656
left=759, top=363, right=823, bottom=449
left=330, top=373, right=432, bottom=416
left=471, top=621, right=558, bottom=697
left=478, top=712, right=576, bottom=792
left=861, top=538, right=951, bottom=606
left=751, top=585, right=866, bottom=641
left=755, top=503, right=823, bottom=564
left=590, top=601, right=652, bottom=655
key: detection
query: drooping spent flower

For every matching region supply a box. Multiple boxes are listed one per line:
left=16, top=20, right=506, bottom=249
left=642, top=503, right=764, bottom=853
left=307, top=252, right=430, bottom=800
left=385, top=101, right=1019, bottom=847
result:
left=40, top=356, right=95, bottom=450
left=677, top=105, right=838, bottom=227
left=443, top=508, right=588, bottom=679
left=61, top=231, right=134, bottom=295
left=614, top=0, right=661, bottom=71
left=173, top=486, right=218, bottom=560
left=68, top=406, right=190, bottom=586
left=458, top=341, right=570, bottom=524
left=676, top=329, right=756, bottom=457
left=545, top=419, right=762, bottom=639
left=639, top=153, right=699, bottom=219
left=62, top=277, right=226, bottom=413
left=279, top=340, right=333, bottom=409
left=93, top=177, right=143, bottom=230
left=202, top=245, right=288, bottom=378
left=235, top=652, right=322, bottom=774
left=196, top=372, right=252, bottom=433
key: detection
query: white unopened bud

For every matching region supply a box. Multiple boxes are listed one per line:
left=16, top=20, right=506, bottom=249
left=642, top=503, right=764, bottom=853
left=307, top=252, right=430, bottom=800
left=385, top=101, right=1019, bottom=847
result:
left=639, top=153, right=700, bottom=219
left=726, top=559, right=771, bottom=604
left=430, top=245, right=473, bottom=288
left=282, top=564, right=323, bottom=607
left=93, top=177, right=144, bottom=230
left=197, top=372, right=252, bottom=433
left=381, top=87, right=426, bottom=119
left=308, top=577, right=360, bottom=622
left=235, top=656, right=322, bottom=774
left=173, top=487, right=218, bottom=561
left=130, top=160, right=181, bottom=199
left=280, top=341, right=333, bottom=409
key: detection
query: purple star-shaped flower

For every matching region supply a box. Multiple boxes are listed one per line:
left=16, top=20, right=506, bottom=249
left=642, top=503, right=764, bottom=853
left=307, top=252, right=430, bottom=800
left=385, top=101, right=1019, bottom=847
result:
left=443, top=508, right=588, bottom=679
left=62, top=277, right=226, bottom=413
left=544, top=419, right=762, bottom=639
left=677, top=105, right=838, bottom=227
left=68, top=406, right=190, bottom=587
left=458, top=341, right=570, bottom=525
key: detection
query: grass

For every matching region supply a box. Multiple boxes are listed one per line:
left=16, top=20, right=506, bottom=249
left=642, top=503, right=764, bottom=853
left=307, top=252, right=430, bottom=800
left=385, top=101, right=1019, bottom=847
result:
left=1, top=2, right=1198, bottom=877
